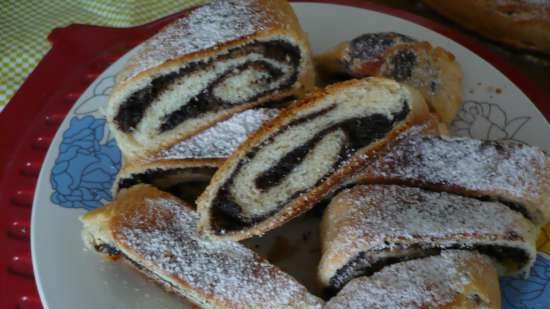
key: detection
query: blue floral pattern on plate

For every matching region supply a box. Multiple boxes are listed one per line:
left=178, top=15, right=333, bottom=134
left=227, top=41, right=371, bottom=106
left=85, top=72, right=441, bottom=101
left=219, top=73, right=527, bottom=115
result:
left=501, top=254, right=550, bottom=309
left=48, top=73, right=548, bottom=308
left=50, top=115, right=121, bottom=210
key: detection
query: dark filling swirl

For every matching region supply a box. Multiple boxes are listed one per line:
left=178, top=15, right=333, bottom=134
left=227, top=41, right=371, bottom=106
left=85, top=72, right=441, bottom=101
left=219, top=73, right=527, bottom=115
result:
left=348, top=32, right=414, bottom=61
left=327, top=244, right=530, bottom=294
left=114, top=40, right=301, bottom=133
left=210, top=103, right=410, bottom=233
left=117, top=167, right=217, bottom=202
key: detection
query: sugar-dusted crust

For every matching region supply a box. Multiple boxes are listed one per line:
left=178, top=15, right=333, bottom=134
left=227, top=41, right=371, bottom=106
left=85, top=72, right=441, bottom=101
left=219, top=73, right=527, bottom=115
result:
left=197, top=77, right=435, bottom=241
left=378, top=42, right=463, bottom=124
left=113, top=108, right=279, bottom=194
left=423, top=0, right=550, bottom=54
left=152, top=108, right=280, bottom=160
left=315, top=32, right=463, bottom=125
left=319, top=185, right=538, bottom=290
left=81, top=185, right=323, bottom=309
left=324, top=250, right=501, bottom=309
left=115, top=0, right=310, bottom=85
left=350, top=134, right=550, bottom=225
left=106, top=0, right=315, bottom=159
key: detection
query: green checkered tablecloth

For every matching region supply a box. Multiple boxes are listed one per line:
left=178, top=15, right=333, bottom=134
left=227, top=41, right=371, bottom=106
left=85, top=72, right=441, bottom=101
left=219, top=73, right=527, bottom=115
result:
left=0, top=0, right=208, bottom=110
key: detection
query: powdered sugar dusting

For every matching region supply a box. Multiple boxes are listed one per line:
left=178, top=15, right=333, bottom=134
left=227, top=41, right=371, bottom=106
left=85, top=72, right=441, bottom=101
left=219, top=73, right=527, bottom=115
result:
left=320, top=184, right=537, bottom=289
left=119, top=0, right=279, bottom=82
left=115, top=196, right=321, bottom=309
left=325, top=251, right=487, bottom=309
left=359, top=135, right=549, bottom=218
left=324, top=185, right=534, bottom=262
left=155, top=108, right=279, bottom=159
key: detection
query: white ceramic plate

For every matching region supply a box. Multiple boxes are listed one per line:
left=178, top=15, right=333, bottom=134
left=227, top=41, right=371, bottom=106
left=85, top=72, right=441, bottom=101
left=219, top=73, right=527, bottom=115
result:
left=32, top=2, right=550, bottom=309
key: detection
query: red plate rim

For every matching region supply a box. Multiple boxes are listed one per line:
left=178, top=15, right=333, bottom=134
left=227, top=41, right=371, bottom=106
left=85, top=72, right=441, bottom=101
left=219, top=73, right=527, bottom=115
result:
left=0, top=1, right=548, bottom=308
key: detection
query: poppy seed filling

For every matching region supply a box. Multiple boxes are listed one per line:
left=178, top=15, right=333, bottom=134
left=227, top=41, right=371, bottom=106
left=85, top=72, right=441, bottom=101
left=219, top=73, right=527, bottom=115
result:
left=210, top=103, right=410, bottom=233
left=117, top=167, right=217, bottom=192
left=114, top=40, right=301, bottom=134
left=328, top=244, right=530, bottom=293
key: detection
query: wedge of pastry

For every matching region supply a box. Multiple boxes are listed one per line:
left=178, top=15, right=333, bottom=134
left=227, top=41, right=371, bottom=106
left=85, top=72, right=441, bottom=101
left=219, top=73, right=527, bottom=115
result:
left=106, top=0, right=315, bottom=158
left=325, top=250, right=501, bottom=309
left=315, top=32, right=463, bottom=124
left=350, top=134, right=550, bottom=225
left=197, top=77, right=435, bottom=241
left=113, top=108, right=279, bottom=198
left=81, top=185, right=323, bottom=309
left=319, top=185, right=538, bottom=292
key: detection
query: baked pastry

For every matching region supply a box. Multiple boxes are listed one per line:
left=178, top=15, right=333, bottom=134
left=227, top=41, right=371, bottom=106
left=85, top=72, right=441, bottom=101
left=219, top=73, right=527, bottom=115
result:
left=114, top=159, right=220, bottom=202
left=315, top=32, right=463, bottom=124
left=113, top=108, right=279, bottom=196
left=319, top=185, right=538, bottom=291
left=315, top=32, right=415, bottom=78
left=350, top=134, right=550, bottom=225
left=423, top=0, right=550, bottom=55
left=324, top=250, right=501, bottom=309
left=197, top=77, right=434, bottom=240
left=81, top=184, right=323, bottom=309
left=106, top=0, right=315, bottom=158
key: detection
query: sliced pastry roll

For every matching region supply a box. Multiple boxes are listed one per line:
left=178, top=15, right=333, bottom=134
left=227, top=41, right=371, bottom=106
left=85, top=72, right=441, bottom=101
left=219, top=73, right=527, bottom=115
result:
left=316, top=32, right=463, bottom=124
left=114, top=159, right=220, bottom=203
left=197, top=78, right=433, bottom=240
left=325, top=250, right=501, bottom=309
left=319, top=185, right=538, bottom=291
left=81, top=185, right=323, bottom=309
left=350, top=134, right=550, bottom=225
left=113, top=108, right=279, bottom=198
left=107, top=0, right=315, bottom=158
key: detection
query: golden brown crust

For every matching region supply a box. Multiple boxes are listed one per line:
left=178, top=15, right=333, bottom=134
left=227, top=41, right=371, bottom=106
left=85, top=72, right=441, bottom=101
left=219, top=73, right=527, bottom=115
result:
left=108, top=0, right=316, bottom=159
left=423, top=0, right=550, bottom=54
left=315, top=42, right=350, bottom=79
left=82, top=185, right=175, bottom=224
left=382, top=42, right=462, bottom=124
left=440, top=256, right=501, bottom=309
left=315, top=36, right=463, bottom=125
left=115, top=0, right=311, bottom=88
left=319, top=184, right=538, bottom=290
left=349, top=134, right=550, bottom=225
left=447, top=253, right=501, bottom=309
left=81, top=185, right=178, bottom=255
left=81, top=185, right=324, bottom=309
left=197, top=78, right=434, bottom=241
left=117, top=70, right=313, bottom=161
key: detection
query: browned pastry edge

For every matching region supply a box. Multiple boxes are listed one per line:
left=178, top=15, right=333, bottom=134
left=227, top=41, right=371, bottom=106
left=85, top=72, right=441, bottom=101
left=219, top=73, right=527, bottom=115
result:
left=108, top=0, right=316, bottom=160
left=315, top=35, right=463, bottom=125
left=197, top=77, right=435, bottom=241
left=82, top=185, right=324, bottom=309
left=423, top=0, right=550, bottom=55
left=115, top=0, right=312, bottom=86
